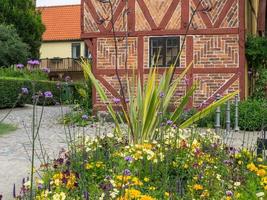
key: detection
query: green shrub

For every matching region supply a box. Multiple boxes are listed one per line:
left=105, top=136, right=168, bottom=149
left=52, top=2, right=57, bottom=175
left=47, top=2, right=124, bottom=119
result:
left=0, top=24, right=29, bottom=66
left=193, top=99, right=267, bottom=131
left=0, top=77, right=80, bottom=108
left=0, top=66, right=48, bottom=80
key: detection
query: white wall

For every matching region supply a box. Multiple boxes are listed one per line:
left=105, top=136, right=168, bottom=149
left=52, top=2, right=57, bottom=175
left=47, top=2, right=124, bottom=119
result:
left=40, top=41, right=86, bottom=59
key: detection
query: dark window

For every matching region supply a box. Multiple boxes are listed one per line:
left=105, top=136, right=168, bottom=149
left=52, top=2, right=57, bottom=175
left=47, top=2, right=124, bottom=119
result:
left=149, top=37, right=180, bottom=67
left=72, top=43, right=81, bottom=58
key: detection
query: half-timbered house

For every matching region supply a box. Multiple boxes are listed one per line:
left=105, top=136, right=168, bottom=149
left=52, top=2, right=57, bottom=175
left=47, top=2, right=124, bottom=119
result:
left=81, top=0, right=266, bottom=110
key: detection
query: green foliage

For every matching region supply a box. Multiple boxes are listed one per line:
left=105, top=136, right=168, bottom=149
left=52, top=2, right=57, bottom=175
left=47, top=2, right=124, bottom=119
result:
left=30, top=132, right=267, bottom=199
left=81, top=59, right=239, bottom=144
left=75, top=79, right=92, bottom=114
left=0, top=77, right=79, bottom=108
left=252, top=68, right=267, bottom=100
left=0, top=66, right=48, bottom=80
left=246, top=36, right=267, bottom=70
left=246, top=36, right=267, bottom=100
left=0, top=0, right=45, bottom=58
left=0, top=123, right=17, bottom=135
left=193, top=99, right=267, bottom=131
left=0, top=24, right=29, bottom=66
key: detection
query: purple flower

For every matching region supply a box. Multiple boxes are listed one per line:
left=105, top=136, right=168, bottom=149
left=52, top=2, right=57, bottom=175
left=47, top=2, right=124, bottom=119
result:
left=125, top=98, right=130, bottom=103
left=16, top=64, right=24, bottom=69
left=159, top=92, right=165, bottom=98
left=42, top=67, right=50, bottom=73
left=166, top=120, right=173, bottom=125
left=21, top=87, right=29, bottom=95
left=82, top=114, right=89, bottom=120
left=64, top=76, right=71, bottom=82
left=124, top=156, right=133, bottom=162
left=113, top=98, right=121, bottom=104
left=44, top=91, right=53, bottom=98
left=226, top=191, right=233, bottom=196
left=27, top=60, right=40, bottom=66
left=123, top=169, right=131, bottom=176
left=223, top=159, right=233, bottom=165
left=37, top=183, right=44, bottom=190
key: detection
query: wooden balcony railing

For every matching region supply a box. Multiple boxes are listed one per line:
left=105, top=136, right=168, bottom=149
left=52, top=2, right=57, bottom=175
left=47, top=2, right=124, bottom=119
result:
left=39, top=58, right=86, bottom=72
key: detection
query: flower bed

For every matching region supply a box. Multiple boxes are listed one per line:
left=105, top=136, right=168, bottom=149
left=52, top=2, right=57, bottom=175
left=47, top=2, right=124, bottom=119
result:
left=18, top=129, right=267, bottom=199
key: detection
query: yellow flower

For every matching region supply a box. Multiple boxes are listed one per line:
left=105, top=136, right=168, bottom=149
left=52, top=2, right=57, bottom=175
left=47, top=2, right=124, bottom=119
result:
left=259, top=165, right=267, bottom=169
left=165, top=192, right=169, bottom=197
left=96, top=161, right=104, bottom=168
left=247, top=163, right=258, bottom=172
left=257, top=169, right=266, bottom=177
left=201, top=190, right=209, bottom=198
left=144, top=177, right=150, bottom=182
left=66, top=173, right=76, bottom=189
left=261, top=177, right=267, bottom=184
left=132, top=177, right=143, bottom=186
left=53, top=173, right=63, bottom=180
left=139, top=195, right=156, bottom=200
left=52, top=192, right=66, bottom=200
left=125, top=189, right=141, bottom=198
left=54, top=179, right=61, bottom=187
left=258, top=157, right=263, bottom=162
left=184, top=164, right=189, bottom=169
left=85, top=163, right=93, bottom=169
left=238, top=160, right=243, bottom=165
left=193, top=184, right=203, bottom=191
left=149, top=186, right=156, bottom=191
left=264, top=185, right=267, bottom=191
left=226, top=197, right=232, bottom=200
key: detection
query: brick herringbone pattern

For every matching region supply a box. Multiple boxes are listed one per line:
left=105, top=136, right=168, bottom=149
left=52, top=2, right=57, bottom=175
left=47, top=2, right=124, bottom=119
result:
left=166, top=2, right=181, bottom=30
left=84, top=2, right=99, bottom=32
left=144, top=0, right=173, bottom=26
left=135, top=3, right=151, bottom=31
left=201, top=0, right=228, bottom=24
left=193, top=73, right=239, bottom=107
left=220, top=0, right=238, bottom=28
left=91, top=0, right=121, bottom=27
left=97, top=37, right=138, bottom=69
left=193, top=35, right=239, bottom=68
left=190, top=3, right=206, bottom=29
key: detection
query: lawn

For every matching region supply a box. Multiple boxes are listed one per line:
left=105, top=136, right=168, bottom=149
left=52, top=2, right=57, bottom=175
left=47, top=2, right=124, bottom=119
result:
left=0, top=123, right=17, bottom=135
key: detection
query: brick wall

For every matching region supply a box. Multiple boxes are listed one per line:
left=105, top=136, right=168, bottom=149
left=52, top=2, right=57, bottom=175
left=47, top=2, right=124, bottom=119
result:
left=83, top=0, right=244, bottom=109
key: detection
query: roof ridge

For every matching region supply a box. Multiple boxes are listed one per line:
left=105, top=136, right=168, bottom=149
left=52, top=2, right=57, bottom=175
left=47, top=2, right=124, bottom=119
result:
left=38, top=4, right=80, bottom=9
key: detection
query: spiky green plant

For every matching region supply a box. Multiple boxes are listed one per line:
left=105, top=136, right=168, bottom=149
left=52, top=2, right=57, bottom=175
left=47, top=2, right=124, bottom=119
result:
left=81, top=59, right=238, bottom=144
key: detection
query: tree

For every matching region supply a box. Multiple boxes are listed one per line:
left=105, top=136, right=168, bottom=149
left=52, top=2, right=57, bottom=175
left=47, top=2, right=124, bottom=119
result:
left=0, top=24, right=29, bottom=67
left=0, top=0, right=45, bottom=58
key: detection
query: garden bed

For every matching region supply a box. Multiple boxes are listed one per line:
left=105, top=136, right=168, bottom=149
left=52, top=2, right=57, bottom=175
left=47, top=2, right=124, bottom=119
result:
left=16, top=129, right=267, bottom=199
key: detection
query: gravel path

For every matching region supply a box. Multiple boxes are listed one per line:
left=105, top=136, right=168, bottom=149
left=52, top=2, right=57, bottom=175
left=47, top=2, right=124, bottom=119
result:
left=0, top=105, right=114, bottom=200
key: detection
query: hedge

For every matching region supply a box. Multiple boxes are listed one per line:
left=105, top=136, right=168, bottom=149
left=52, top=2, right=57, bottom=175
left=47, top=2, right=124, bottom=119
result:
left=0, top=77, right=80, bottom=108
left=194, top=99, right=267, bottom=131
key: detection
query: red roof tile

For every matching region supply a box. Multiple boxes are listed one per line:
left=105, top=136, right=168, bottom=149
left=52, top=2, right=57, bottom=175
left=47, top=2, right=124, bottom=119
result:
left=39, top=5, right=81, bottom=41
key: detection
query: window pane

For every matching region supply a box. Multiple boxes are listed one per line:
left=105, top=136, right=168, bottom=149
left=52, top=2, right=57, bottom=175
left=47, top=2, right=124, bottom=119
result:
left=72, top=43, right=81, bottom=58
left=150, top=37, right=180, bottom=67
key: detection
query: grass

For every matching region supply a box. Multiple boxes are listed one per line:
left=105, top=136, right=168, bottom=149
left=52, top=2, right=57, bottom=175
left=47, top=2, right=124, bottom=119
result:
left=0, top=123, right=17, bottom=135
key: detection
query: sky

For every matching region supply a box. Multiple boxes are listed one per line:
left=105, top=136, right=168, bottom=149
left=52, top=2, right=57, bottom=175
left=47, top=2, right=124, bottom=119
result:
left=36, top=0, right=80, bottom=7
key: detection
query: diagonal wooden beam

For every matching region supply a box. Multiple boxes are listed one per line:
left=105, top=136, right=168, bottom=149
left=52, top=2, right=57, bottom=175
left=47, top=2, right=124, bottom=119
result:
left=84, top=0, right=107, bottom=32
left=200, top=73, right=239, bottom=109
left=96, top=75, right=121, bottom=98
left=192, top=0, right=213, bottom=28
left=136, top=0, right=157, bottom=30
left=213, top=0, right=236, bottom=28
left=106, top=0, right=126, bottom=31
left=158, top=0, right=180, bottom=29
